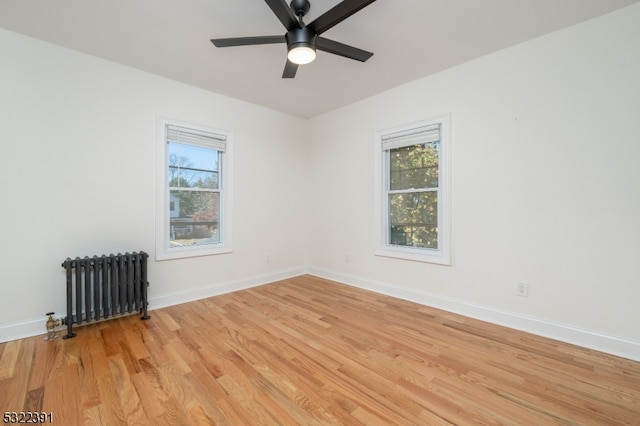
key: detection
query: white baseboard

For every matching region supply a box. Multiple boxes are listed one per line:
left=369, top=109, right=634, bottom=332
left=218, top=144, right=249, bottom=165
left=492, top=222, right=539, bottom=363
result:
left=0, top=318, right=48, bottom=343
left=3, top=266, right=639, bottom=362
left=149, top=267, right=306, bottom=310
left=307, top=267, right=640, bottom=362
left=0, top=267, right=306, bottom=344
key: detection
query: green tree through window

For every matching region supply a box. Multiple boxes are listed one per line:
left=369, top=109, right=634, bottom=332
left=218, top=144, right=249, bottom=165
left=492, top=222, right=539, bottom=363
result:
left=388, top=142, right=439, bottom=248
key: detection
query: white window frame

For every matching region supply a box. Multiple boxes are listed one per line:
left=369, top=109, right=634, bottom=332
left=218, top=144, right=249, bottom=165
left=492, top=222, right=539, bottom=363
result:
left=375, top=115, right=451, bottom=265
left=156, top=117, right=233, bottom=260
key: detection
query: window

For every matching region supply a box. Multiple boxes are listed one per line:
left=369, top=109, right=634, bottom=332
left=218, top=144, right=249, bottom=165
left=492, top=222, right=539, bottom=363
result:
left=156, top=118, right=232, bottom=260
left=375, top=115, right=451, bottom=264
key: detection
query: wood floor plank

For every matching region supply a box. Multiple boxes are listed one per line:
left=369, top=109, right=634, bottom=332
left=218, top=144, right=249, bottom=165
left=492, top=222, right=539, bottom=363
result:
left=1, top=275, right=639, bottom=425
left=130, top=368, right=167, bottom=419
left=82, top=404, right=106, bottom=426
left=0, top=339, right=21, bottom=380
left=95, top=372, right=128, bottom=425
left=77, top=339, right=101, bottom=410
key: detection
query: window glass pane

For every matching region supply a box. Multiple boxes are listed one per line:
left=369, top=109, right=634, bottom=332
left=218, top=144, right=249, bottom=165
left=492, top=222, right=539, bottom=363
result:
left=389, top=142, right=439, bottom=190
left=388, top=191, right=438, bottom=249
left=168, top=142, right=219, bottom=189
left=169, top=190, right=220, bottom=247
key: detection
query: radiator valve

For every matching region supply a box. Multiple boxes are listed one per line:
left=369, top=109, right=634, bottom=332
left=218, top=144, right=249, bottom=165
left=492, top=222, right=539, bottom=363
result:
left=45, top=312, right=61, bottom=341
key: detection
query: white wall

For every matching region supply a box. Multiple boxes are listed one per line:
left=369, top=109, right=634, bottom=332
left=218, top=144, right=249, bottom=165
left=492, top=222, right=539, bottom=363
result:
left=0, top=28, right=308, bottom=340
left=1, top=4, right=639, bottom=361
left=306, top=4, right=640, bottom=360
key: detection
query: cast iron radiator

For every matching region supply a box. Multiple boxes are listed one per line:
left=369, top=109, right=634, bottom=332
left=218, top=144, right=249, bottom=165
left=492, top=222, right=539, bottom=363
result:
left=61, top=252, right=150, bottom=338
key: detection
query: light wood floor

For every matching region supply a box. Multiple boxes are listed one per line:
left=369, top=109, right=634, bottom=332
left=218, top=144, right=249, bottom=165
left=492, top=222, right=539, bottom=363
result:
left=1, top=275, right=639, bottom=425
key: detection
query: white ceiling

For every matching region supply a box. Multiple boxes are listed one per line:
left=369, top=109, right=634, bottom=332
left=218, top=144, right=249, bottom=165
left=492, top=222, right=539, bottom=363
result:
left=1, top=0, right=638, bottom=118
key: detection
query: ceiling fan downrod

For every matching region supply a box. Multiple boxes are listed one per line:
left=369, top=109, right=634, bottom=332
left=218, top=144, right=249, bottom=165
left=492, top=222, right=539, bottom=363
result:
left=290, top=0, right=311, bottom=23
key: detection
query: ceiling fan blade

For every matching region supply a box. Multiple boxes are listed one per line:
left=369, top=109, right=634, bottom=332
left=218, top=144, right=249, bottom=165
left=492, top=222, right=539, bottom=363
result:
left=282, top=59, right=299, bottom=78
left=316, top=37, right=373, bottom=62
left=264, top=0, right=301, bottom=31
left=211, top=35, right=285, bottom=47
left=307, top=0, right=378, bottom=35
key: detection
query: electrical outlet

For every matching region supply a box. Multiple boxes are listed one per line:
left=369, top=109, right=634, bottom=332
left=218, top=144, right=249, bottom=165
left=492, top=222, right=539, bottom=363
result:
left=517, top=282, right=529, bottom=297
left=345, top=253, right=350, bottom=263
left=266, top=253, right=271, bottom=263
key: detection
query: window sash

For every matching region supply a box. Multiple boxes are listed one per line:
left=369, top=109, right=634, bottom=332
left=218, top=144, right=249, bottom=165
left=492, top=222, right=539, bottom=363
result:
left=387, top=141, right=440, bottom=192
left=168, top=141, right=221, bottom=191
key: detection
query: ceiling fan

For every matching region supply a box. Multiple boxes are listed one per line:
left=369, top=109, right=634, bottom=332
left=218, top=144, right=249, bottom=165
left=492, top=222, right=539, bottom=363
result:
left=211, top=0, right=378, bottom=78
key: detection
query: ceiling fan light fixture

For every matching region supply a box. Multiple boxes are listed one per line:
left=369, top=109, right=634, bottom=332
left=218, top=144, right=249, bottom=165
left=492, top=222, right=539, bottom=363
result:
left=286, top=27, right=317, bottom=65
left=288, top=45, right=316, bottom=64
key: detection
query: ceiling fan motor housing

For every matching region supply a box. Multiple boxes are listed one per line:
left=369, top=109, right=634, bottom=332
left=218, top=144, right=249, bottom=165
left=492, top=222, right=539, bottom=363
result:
left=285, top=27, right=317, bottom=49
